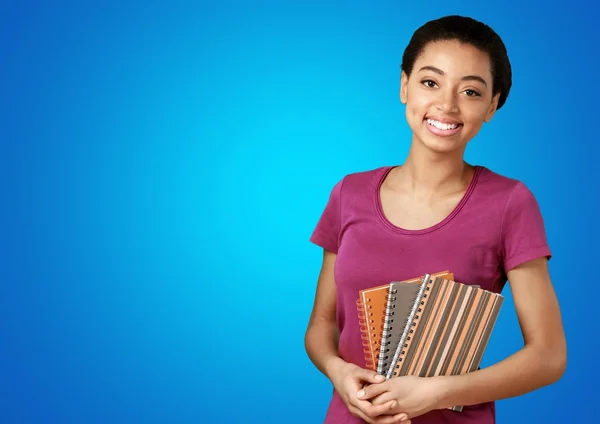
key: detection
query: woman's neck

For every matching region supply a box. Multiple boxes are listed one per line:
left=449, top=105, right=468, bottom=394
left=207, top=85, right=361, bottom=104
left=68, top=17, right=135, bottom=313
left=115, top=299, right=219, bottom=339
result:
left=393, top=141, right=473, bottom=198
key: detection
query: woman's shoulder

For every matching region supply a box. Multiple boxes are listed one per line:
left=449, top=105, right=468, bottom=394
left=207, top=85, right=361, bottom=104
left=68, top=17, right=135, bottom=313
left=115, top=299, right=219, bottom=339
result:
left=334, top=165, right=394, bottom=193
left=474, top=166, right=544, bottom=217
left=344, top=165, right=393, bottom=181
left=476, top=165, right=528, bottom=195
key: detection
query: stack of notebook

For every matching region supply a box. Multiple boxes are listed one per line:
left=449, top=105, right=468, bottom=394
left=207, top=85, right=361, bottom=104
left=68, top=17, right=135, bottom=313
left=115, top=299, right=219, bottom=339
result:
left=356, top=271, right=503, bottom=412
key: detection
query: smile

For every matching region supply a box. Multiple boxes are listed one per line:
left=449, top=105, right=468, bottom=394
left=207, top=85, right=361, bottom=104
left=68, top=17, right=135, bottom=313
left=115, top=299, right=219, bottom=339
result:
left=426, top=119, right=460, bottom=130
left=424, top=118, right=463, bottom=137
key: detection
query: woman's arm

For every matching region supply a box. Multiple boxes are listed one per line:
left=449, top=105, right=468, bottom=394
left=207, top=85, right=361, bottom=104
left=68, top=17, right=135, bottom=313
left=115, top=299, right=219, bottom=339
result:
left=435, top=257, right=567, bottom=408
left=305, top=250, right=404, bottom=423
left=304, top=249, right=343, bottom=377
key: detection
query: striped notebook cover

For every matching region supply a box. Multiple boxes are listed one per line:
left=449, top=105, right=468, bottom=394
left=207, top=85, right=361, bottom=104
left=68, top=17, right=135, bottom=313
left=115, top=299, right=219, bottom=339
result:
left=386, top=274, right=503, bottom=411
left=356, top=271, right=452, bottom=371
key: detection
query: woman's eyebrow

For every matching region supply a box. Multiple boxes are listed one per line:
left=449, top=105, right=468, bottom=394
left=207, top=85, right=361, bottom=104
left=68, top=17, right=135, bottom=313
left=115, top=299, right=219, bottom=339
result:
left=418, top=65, right=488, bottom=87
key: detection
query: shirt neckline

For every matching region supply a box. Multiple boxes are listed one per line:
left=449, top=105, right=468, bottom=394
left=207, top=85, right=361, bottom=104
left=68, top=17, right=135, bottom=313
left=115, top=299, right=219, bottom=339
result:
left=374, top=165, right=482, bottom=236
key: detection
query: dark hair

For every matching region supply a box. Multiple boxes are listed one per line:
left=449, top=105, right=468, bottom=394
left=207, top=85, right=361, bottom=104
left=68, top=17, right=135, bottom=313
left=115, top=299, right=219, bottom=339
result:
left=401, top=15, right=512, bottom=110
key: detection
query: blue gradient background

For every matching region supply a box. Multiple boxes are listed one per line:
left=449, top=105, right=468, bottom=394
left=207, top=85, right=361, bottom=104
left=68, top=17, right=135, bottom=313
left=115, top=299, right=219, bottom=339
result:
left=2, top=1, right=598, bottom=423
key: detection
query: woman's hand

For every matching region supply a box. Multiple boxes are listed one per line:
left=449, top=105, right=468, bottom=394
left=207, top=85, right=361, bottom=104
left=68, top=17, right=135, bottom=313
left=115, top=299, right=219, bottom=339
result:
left=327, top=358, right=411, bottom=423
left=357, top=375, right=444, bottom=421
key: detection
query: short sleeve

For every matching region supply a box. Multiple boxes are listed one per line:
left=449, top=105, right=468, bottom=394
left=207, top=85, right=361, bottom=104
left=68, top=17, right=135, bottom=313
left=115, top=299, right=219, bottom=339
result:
left=309, top=178, right=344, bottom=254
left=501, top=182, right=552, bottom=272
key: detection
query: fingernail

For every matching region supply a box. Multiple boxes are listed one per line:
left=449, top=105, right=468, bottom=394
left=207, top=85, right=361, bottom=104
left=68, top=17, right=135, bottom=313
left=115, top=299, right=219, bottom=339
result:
left=357, top=389, right=365, bottom=398
left=375, top=374, right=385, bottom=381
left=390, top=401, right=397, bottom=409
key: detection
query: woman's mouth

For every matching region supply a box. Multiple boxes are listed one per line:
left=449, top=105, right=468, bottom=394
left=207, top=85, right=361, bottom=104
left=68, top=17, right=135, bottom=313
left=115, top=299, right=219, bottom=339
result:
left=425, top=118, right=463, bottom=137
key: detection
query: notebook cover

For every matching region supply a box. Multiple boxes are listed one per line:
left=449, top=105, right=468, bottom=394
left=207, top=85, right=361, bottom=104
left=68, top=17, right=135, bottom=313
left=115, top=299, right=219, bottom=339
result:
left=377, top=282, right=422, bottom=376
left=356, top=271, right=453, bottom=371
left=387, top=275, right=503, bottom=411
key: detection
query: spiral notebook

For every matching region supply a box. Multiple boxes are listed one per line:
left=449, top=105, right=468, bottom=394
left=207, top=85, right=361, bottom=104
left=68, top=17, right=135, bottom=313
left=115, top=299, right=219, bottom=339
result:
left=356, top=271, right=452, bottom=371
left=377, top=281, right=423, bottom=376
left=385, top=274, right=504, bottom=411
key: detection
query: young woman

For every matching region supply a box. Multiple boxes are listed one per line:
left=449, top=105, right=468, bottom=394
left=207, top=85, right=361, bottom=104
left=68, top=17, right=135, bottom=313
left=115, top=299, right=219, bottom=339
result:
left=304, top=15, right=566, bottom=424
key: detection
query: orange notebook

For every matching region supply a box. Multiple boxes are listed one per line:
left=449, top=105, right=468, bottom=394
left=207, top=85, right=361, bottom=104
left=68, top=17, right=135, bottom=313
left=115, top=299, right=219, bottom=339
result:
left=356, top=271, right=453, bottom=371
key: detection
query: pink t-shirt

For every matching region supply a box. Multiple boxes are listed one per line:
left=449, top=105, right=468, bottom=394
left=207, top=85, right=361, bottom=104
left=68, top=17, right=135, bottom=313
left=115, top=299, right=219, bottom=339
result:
left=309, top=165, right=551, bottom=424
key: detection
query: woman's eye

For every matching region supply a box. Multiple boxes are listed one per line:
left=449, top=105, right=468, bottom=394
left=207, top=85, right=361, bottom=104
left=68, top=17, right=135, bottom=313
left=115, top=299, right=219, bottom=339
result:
left=464, top=89, right=481, bottom=97
left=422, top=80, right=437, bottom=88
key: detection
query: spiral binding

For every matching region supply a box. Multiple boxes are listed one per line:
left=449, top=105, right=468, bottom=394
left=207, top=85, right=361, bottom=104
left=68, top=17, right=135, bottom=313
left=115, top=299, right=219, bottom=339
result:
left=385, top=274, right=433, bottom=379
left=356, top=296, right=379, bottom=370
left=376, top=287, right=396, bottom=375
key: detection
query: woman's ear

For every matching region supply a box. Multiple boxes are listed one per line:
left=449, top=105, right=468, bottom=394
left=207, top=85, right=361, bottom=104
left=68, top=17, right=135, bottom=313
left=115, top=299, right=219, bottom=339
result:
left=484, top=93, right=500, bottom=122
left=399, top=71, right=409, bottom=104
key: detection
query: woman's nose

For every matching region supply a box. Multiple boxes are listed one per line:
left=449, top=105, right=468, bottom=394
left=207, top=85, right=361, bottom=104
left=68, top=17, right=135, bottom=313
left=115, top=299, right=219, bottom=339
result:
left=436, top=90, right=459, bottom=113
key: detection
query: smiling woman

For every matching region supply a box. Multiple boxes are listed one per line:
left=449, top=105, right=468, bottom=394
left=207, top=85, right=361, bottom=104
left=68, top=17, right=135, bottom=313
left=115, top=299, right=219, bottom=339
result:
left=304, top=15, right=566, bottom=424
left=401, top=39, right=504, bottom=155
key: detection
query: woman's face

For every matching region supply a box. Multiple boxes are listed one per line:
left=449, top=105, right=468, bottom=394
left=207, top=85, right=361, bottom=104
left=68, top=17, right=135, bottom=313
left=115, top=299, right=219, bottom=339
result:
left=401, top=39, right=500, bottom=155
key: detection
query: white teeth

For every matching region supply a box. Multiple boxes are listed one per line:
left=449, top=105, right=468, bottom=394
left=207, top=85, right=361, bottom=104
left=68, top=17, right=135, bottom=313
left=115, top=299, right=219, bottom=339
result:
left=426, top=119, right=459, bottom=130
